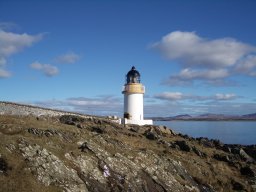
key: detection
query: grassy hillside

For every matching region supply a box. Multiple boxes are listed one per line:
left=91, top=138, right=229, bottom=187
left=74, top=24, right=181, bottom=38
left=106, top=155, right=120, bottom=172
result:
left=0, top=114, right=255, bottom=192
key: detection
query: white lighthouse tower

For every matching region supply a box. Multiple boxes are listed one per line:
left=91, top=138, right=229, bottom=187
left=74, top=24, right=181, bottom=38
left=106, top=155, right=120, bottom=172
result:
left=121, top=66, right=153, bottom=125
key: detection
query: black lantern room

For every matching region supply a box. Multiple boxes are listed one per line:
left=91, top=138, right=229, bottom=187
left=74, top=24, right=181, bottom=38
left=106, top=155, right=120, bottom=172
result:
left=126, top=66, right=141, bottom=84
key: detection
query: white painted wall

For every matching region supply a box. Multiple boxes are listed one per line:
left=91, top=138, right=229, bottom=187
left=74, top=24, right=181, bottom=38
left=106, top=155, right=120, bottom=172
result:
left=124, top=93, right=143, bottom=121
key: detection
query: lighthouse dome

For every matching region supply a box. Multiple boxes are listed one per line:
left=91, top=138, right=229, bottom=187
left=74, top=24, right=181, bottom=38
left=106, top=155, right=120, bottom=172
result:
left=126, top=66, right=141, bottom=84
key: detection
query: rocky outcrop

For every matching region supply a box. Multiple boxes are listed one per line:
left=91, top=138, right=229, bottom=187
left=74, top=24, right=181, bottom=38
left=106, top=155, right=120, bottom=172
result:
left=70, top=138, right=200, bottom=192
left=18, top=139, right=87, bottom=192
left=0, top=106, right=256, bottom=191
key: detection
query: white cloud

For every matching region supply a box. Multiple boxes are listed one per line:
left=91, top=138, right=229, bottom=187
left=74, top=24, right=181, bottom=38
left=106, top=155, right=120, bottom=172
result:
left=30, top=94, right=251, bottom=117
left=215, top=93, right=237, bottom=100
left=152, top=31, right=254, bottom=68
left=0, top=29, right=43, bottom=64
left=30, top=61, right=59, bottom=77
left=178, top=68, right=228, bottom=79
left=155, top=92, right=184, bottom=100
left=155, top=92, right=237, bottom=101
left=0, top=27, right=43, bottom=78
left=146, top=101, right=256, bottom=117
left=235, top=55, right=256, bottom=76
left=0, top=69, right=11, bottom=78
left=152, top=31, right=256, bottom=86
left=164, top=68, right=230, bottom=85
left=33, top=96, right=122, bottom=116
left=55, top=52, right=80, bottom=64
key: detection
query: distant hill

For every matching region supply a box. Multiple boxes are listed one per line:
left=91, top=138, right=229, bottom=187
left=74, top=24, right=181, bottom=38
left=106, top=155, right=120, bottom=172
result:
left=242, top=113, right=256, bottom=119
left=152, top=113, right=256, bottom=121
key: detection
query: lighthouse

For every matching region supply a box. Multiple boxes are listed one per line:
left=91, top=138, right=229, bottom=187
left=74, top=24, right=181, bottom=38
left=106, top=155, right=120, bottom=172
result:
left=121, top=66, right=153, bottom=125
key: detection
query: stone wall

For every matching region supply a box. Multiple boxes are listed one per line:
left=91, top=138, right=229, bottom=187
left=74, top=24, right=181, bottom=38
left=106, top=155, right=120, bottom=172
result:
left=0, top=101, right=90, bottom=118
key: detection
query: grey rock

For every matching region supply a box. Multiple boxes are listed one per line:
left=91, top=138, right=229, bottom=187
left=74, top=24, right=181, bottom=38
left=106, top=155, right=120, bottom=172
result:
left=145, top=131, right=158, bottom=140
left=213, top=153, right=231, bottom=163
left=91, top=126, right=105, bottom=134
left=244, top=145, right=256, bottom=160
left=192, top=146, right=206, bottom=157
left=197, top=137, right=215, bottom=148
left=75, top=136, right=201, bottom=191
left=240, top=166, right=256, bottom=177
left=18, top=139, right=87, bottom=192
left=174, top=140, right=192, bottom=152
left=239, top=148, right=254, bottom=162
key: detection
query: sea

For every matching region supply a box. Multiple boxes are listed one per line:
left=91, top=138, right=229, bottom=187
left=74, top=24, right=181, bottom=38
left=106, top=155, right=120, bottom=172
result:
left=154, top=121, right=256, bottom=145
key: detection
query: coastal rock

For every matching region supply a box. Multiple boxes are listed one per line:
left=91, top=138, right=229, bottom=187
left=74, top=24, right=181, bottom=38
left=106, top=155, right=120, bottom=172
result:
left=174, top=140, right=192, bottom=152
left=128, top=125, right=143, bottom=133
left=197, top=137, right=216, bottom=148
left=240, top=166, right=256, bottom=177
left=144, top=130, right=158, bottom=140
left=75, top=137, right=200, bottom=191
left=244, top=145, right=256, bottom=160
left=222, top=145, right=232, bottom=153
left=192, top=146, right=206, bottom=157
left=27, top=128, right=59, bottom=137
left=59, top=115, right=85, bottom=125
left=225, top=145, right=255, bottom=162
left=91, top=126, right=106, bottom=134
left=170, top=140, right=206, bottom=157
left=213, top=153, right=231, bottom=163
left=128, top=125, right=175, bottom=138
left=0, top=106, right=255, bottom=192
left=18, top=139, right=87, bottom=192
left=155, top=125, right=174, bottom=136
left=239, top=148, right=254, bottom=162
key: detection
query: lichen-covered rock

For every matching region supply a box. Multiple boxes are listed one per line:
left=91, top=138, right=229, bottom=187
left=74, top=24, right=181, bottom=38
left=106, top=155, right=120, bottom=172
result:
left=75, top=136, right=200, bottom=192
left=18, top=139, right=87, bottom=192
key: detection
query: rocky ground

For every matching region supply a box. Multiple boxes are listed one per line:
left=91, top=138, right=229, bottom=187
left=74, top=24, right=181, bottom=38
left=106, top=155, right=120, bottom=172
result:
left=0, top=102, right=256, bottom=192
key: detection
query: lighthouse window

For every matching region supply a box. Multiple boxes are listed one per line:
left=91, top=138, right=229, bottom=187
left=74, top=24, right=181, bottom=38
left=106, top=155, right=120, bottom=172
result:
left=126, top=66, right=141, bottom=84
left=132, top=76, right=136, bottom=83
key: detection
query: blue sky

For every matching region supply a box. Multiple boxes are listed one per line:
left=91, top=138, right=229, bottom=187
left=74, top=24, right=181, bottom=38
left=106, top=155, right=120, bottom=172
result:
left=1, top=0, right=256, bottom=117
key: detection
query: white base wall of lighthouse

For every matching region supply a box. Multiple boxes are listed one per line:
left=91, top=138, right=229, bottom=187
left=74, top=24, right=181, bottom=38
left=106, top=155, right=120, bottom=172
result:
left=122, top=93, right=153, bottom=125
left=121, top=118, right=153, bottom=126
left=124, top=93, right=144, bottom=120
